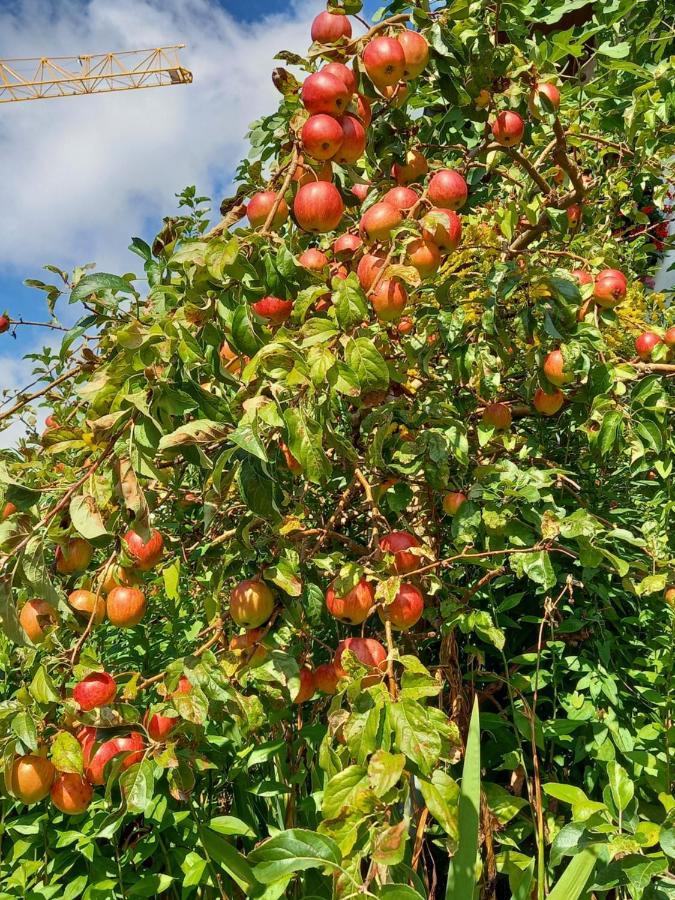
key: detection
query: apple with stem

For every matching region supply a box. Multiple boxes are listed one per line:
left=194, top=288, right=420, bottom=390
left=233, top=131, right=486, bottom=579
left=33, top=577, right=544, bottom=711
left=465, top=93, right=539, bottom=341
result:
left=247, top=191, right=288, bottom=230
left=230, top=578, right=275, bottom=628
left=326, top=577, right=374, bottom=625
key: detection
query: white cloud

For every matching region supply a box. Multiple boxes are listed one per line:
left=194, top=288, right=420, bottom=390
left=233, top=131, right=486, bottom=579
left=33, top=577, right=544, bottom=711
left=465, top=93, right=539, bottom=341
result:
left=0, top=0, right=323, bottom=275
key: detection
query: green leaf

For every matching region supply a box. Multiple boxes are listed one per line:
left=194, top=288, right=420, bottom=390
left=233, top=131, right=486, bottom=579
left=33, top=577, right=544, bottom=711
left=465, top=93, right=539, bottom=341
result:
left=332, top=274, right=368, bottom=329
left=119, top=758, right=154, bottom=814
left=70, top=272, right=137, bottom=303
left=208, top=815, right=256, bottom=839
left=376, top=887, right=425, bottom=900
left=283, top=408, right=331, bottom=484
left=69, top=494, right=109, bottom=540
left=607, top=761, right=634, bottom=812
left=368, top=750, right=405, bottom=797
left=50, top=731, right=84, bottom=775
left=446, top=697, right=480, bottom=900
left=237, top=457, right=282, bottom=521
left=199, top=827, right=256, bottom=891
left=29, top=666, right=61, bottom=704
left=543, top=784, right=606, bottom=821
left=390, top=698, right=442, bottom=775
left=322, top=765, right=369, bottom=819
left=345, top=337, right=390, bottom=393
left=248, top=829, right=342, bottom=884
left=548, top=846, right=599, bottom=900
left=159, top=419, right=229, bottom=451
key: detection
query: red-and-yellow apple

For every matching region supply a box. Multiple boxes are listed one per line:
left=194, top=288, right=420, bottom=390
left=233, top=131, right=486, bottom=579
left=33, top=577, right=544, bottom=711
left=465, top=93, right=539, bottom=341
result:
left=379, top=582, right=424, bottom=630
left=73, top=671, right=117, bottom=711
left=106, top=586, right=146, bottom=627
left=19, top=599, right=58, bottom=643
left=247, top=191, right=288, bottom=230
left=379, top=531, right=422, bottom=574
left=294, top=182, right=344, bottom=233
left=491, top=110, right=525, bottom=147
left=325, top=577, right=374, bottom=625
left=370, top=278, right=407, bottom=322
left=122, top=528, right=164, bottom=571
left=50, top=773, right=93, bottom=815
left=397, top=30, right=429, bottom=80
left=428, top=169, right=468, bottom=210
left=311, top=11, right=352, bottom=44
left=11, top=755, right=55, bottom=803
left=301, top=114, right=344, bottom=160
left=230, top=578, right=275, bottom=628
left=363, top=36, right=406, bottom=87
left=301, top=70, right=351, bottom=116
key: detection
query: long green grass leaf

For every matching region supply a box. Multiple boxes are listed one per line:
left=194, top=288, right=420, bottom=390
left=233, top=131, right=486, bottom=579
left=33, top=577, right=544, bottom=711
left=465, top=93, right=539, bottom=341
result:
left=548, top=846, right=599, bottom=900
left=445, top=697, right=480, bottom=900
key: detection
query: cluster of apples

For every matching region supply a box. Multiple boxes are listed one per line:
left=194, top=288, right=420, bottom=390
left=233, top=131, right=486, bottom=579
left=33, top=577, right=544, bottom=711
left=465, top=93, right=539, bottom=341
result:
left=634, top=325, right=675, bottom=361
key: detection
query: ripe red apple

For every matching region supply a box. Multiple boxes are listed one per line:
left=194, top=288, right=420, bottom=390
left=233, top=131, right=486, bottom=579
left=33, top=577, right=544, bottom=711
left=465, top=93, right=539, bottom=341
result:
left=294, top=181, right=344, bottom=233
left=0, top=314, right=10, bottom=334
left=11, top=755, right=55, bottom=803
left=229, top=627, right=268, bottom=666
left=370, top=279, right=407, bottom=322
left=55, top=538, right=93, bottom=575
left=314, top=662, right=339, bottom=694
left=325, top=577, right=374, bottom=625
left=294, top=156, right=333, bottom=186
left=566, top=204, right=582, bottom=227
left=593, top=269, right=627, bottom=307
left=145, top=707, right=178, bottom=742
left=571, top=269, right=593, bottom=286
left=231, top=578, right=275, bottom=628
left=351, top=181, right=370, bottom=203
left=635, top=331, right=662, bottom=360
left=280, top=441, right=302, bottom=474
left=422, top=208, right=462, bottom=251
left=360, top=201, right=402, bottom=242
left=379, top=82, right=409, bottom=107
left=301, top=114, right=344, bottom=160
left=19, top=599, right=58, bottom=643
left=534, top=388, right=565, bottom=416
left=363, top=36, right=406, bottom=87
left=543, top=349, right=572, bottom=386
left=293, top=666, right=315, bottom=704
left=397, top=316, right=414, bottom=335
left=2, top=500, right=17, bottom=519
left=44, top=414, right=59, bottom=429
left=356, top=94, right=372, bottom=127
left=491, top=110, right=525, bottom=147
left=428, top=169, right=468, bottom=211
left=123, top=528, right=164, bottom=571
left=50, top=773, right=93, bottom=815
left=442, top=491, right=467, bottom=516
left=322, top=62, right=357, bottom=96
left=86, top=732, right=145, bottom=785
left=247, top=191, right=288, bottom=230
left=383, top=185, right=419, bottom=212
left=68, top=589, right=106, bottom=626
left=379, top=582, right=424, bottom=630
left=334, top=637, right=387, bottom=678
left=333, top=233, right=362, bottom=259
left=219, top=340, right=248, bottom=376
left=482, top=402, right=512, bottom=430
left=397, top=30, right=429, bottom=80
left=357, top=253, right=386, bottom=290
left=252, top=296, right=294, bottom=324
left=335, top=114, right=366, bottom=165
left=379, top=531, right=422, bottom=574
left=311, top=11, right=352, bottom=44
left=391, top=149, right=428, bottom=185
left=663, top=326, right=675, bottom=348
left=406, top=238, right=441, bottom=277
left=301, top=71, right=351, bottom=116
left=528, top=81, right=561, bottom=116
left=99, top=564, right=140, bottom=597
left=107, top=586, right=146, bottom=627
left=74, top=671, right=117, bottom=711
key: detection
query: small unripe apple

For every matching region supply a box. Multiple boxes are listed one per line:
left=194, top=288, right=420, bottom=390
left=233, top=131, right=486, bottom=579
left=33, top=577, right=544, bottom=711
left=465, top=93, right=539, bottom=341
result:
left=322, top=61, right=357, bottom=95
left=294, top=181, right=344, bottom=233
left=635, top=331, right=662, bottom=360
left=428, top=169, right=468, bottom=210
left=0, top=314, right=10, bottom=333
left=383, top=185, right=419, bottom=212
left=360, top=201, right=402, bottom=242
left=379, top=531, right=422, bottom=574
left=231, top=578, right=275, bottom=628
left=19, top=599, right=58, bottom=643
left=406, top=238, right=441, bottom=277
left=311, top=11, right=352, bottom=44
left=491, top=110, right=525, bottom=147
left=356, top=94, right=372, bottom=127
left=422, top=208, right=462, bottom=251
left=252, top=296, right=294, bottom=324
left=55, top=538, right=93, bottom=575
left=73, top=671, right=117, bottom=711
left=482, top=402, right=512, bottom=430
left=534, top=388, right=565, bottom=416
left=391, top=149, right=428, bottom=185
left=326, top=577, right=374, bottom=624
left=314, top=662, right=339, bottom=694
left=11, top=755, right=55, bottom=803
left=68, top=589, right=106, bottom=625
left=45, top=414, right=59, bottom=429
left=107, top=586, right=146, bottom=627
left=334, top=637, right=387, bottom=678
left=528, top=81, right=561, bottom=116
left=301, top=71, right=351, bottom=116
left=50, top=773, right=93, bottom=815
left=123, top=528, right=163, bottom=571
left=442, top=491, right=467, bottom=516
left=379, top=582, right=424, bottom=630
left=543, top=349, right=572, bottom=386
left=357, top=253, right=386, bottom=290
left=247, top=191, right=288, bottom=230
left=333, top=233, right=362, bottom=259
left=663, top=326, right=675, bottom=348
left=593, top=269, right=627, bottom=307
left=335, top=114, right=367, bottom=165
left=370, top=278, right=407, bottom=323
left=397, top=30, right=429, bottom=80
left=301, top=114, right=344, bottom=160
left=293, top=666, right=315, bottom=704
left=363, top=36, right=406, bottom=87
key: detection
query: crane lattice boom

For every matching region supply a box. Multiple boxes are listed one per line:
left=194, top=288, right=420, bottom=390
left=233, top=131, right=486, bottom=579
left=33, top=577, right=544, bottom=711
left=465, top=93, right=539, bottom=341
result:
left=0, top=45, right=192, bottom=104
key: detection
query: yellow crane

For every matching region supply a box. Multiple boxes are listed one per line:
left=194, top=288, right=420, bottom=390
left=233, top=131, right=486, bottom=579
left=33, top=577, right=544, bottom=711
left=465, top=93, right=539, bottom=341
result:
left=0, top=45, right=192, bottom=104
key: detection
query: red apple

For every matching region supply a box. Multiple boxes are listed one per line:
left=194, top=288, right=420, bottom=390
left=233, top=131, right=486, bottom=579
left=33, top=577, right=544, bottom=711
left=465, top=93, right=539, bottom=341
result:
left=383, top=185, right=419, bottom=212
left=73, top=671, right=117, bottom=711
left=322, top=62, right=357, bottom=96
left=50, top=773, right=92, bottom=815
left=301, top=71, right=351, bottom=116
left=356, top=94, right=372, bottom=127
left=543, top=349, right=572, bottom=386
left=0, top=314, right=10, bottom=334
left=252, top=296, right=294, bottom=324
left=422, top=208, right=462, bottom=251
left=482, top=402, right=512, bottom=430
left=528, top=81, right=561, bottom=116
left=635, top=331, right=662, bottom=360
left=663, top=326, right=675, bottom=348
left=280, top=441, right=302, bottom=474
left=247, top=191, right=288, bottom=230
left=397, top=30, right=429, bottom=80
left=357, top=253, right=386, bottom=290
left=19, top=599, right=58, bottom=643
left=334, top=637, right=387, bottom=678
left=85, top=732, right=145, bottom=785
left=571, top=269, right=593, bottom=286
left=428, top=169, right=468, bottom=210
left=145, top=708, right=178, bottom=742
left=55, top=538, right=93, bottom=575
left=325, top=577, right=374, bottom=625
left=406, top=238, right=441, bottom=277
left=299, top=248, right=329, bottom=271
left=370, top=278, right=407, bottom=322
left=68, top=589, right=106, bottom=625
left=333, top=233, right=362, bottom=259
left=301, top=114, right=344, bottom=160
left=229, top=627, right=268, bottom=666
left=293, top=666, right=315, bottom=704
left=391, top=149, right=428, bottom=185
left=123, top=528, right=164, bottom=571
left=44, top=414, right=59, bottom=429
left=379, top=531, right=422, bottom=574
left=314, top=662, right=339, bottom=694
left=231, top=578, right=275, bottom=628
left=107, top=586, right=146, bottom=627
left=2, top=501, right=17, bottom=519
left=379, top=582, right=424, bottom=630
left=294, top=181, right=344, bottom=233
left=311, top=11, right=352, bottom=44
left=351, top=181, right=370, bottom=203
left=534, top=388, right=565, bottom=416
left=11, top=755, right=55, bottom=803
left=335, top=114, right=367, bottom=165
left=594, top=269, right=627, bottom=307
left=294, top=156, right=333, bottom=186
left=363, top=36, right=406, bottom=86
left=360, top=201, right=402, bottom=242
left=442, top=491, right=467, bottom=516
left=566, top=204, right=582, bottom=227
left=397, top=316, right=414, bottom=335
left=491, top=110, right=525, bottom=147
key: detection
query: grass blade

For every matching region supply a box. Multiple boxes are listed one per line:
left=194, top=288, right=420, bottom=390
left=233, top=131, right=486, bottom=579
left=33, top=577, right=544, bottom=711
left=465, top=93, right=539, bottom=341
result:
left=445, top=696, right=480, bottom=900
left=547, top=846, right=599, bottom=900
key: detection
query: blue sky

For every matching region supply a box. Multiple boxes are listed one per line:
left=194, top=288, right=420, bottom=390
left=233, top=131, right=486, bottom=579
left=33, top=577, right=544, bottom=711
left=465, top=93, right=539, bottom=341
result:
left=0, top=0, right=379, bottom=442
